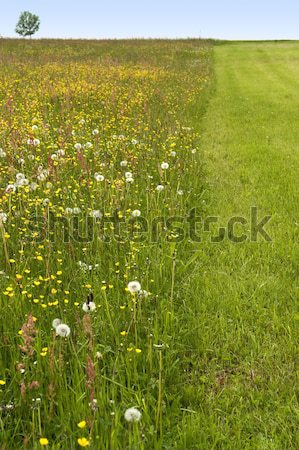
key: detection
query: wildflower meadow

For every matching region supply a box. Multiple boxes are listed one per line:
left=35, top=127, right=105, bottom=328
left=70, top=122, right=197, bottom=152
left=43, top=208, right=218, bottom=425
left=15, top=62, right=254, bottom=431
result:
left=0, top=39, right=212, bottom=449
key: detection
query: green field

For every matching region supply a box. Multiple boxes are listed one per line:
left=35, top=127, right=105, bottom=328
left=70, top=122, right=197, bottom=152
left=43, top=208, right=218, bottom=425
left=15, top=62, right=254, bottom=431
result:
left=0, top=40, right=298, bottom=449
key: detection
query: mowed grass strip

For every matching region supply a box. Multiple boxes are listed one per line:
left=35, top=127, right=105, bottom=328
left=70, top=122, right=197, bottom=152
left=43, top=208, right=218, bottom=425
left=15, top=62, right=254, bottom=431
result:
left=176, top=42, right=299, bottom=449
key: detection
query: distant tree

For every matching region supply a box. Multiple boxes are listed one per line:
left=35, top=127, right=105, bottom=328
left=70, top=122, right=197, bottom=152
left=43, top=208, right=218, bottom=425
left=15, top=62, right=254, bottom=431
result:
left=15, top=11, right=40, bottom=38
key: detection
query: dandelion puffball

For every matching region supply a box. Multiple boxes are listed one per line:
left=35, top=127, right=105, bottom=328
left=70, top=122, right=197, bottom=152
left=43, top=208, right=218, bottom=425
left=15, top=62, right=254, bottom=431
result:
left=55, top=324, right=71, bottom=337
left=156, top=185, right=164, bottom=192
left=94, top=173, right=105, bottom=182
left=124, top=407, right=142, bottom=422
left=161, top=162, right=169, bottom=170
left=52, top=318, right=62, bottom=329
left=82, top=301, right=96, bottom=312
left=131, top=210, right=141, bottom=218
left=127, top=281, right=141, bottom=293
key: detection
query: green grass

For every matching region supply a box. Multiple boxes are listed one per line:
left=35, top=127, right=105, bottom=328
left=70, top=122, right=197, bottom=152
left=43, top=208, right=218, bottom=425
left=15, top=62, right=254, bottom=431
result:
left=0, top=39, right=298, bottom=449
left=177, top=42, right=299, bottom=450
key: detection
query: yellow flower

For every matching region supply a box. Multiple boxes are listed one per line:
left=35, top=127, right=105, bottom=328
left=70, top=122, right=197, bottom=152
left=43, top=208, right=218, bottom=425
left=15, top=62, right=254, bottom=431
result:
left=0, top=380, right=6, bottom=385
left=120, top=331, right=127, bottom=336
left=77, top=420, right=86, bottom=428
left=135, top=348, right=142, bottom=353
left=39, top=438, right=49, bottom=446
left=78, top=437, right=90, bottom=447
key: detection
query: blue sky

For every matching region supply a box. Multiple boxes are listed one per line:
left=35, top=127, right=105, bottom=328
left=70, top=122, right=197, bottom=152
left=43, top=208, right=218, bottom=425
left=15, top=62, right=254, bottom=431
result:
left=1, top=1, right=298, bottom=40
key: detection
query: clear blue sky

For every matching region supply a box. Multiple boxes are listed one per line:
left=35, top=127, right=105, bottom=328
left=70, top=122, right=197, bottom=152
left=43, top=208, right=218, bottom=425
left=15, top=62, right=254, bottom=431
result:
left=1, top=0, right=298, bottom=40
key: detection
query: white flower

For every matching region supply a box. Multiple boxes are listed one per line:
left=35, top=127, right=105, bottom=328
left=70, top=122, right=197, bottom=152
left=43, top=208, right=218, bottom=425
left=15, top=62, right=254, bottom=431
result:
left=161, top=162, right=169, bottom=170
left=177, top=189, right=184, bottom=196
left=0, top=212, right=8, bottom=224
left=37, top=172, right=47, bottom=181
left=85, top=142, right=92, bottom=149
left=90, top=210, right=102, bottom=219
left=56, top=149, right=65, bottom=157
left=52, top=318, right=62, bottom=329
left=138, top=290, right=149, bottom=298
left=132, top=210, right=141, bottom=218
left=30, top=182, right=38, bottom=191
left=43, top=198, right=50, bottom=206
left=191, top=148, right=197, bottom=154
left=55, top=323, right=71, bottom=337
left=82, top=301, right=96, bottom=312
left=33, top=139, right=40, bottom=146
left=28, top=154, right=35, bottom=161
left=170, top=151, right=176, bottom=157
left=94, top=173, right=105, bottom=182
left=125, top=172, right=133, bottom=179
left=32, top=125, right=38, bottom=131
left=127, top=281, right=141, bottom=293
left=156, top=185, right=164, bottom=192
left=79, top=119, right=85, bottom=125
left=0, top=148, right=6, bottom=158
left=124, top=407, right=142, bottom=422
left=16, top=173, right=25, bottom=181
left=5, top=184, right=16, bottom=193
left=18, top=158, right=25, bottom=165
left=72, top=207, right=81, bottom=214
left=74, top=143, right=82, bottom=150
left=131, top=139, right=139, bottom=145
left=120, top=160, right=128, bottom=167
left=92, top=129, right=99, bottom=135
left=51, top=153, right=58, bottom=161
left=65, top=207, right=73, bottom=215
left=125, top=177, right=134, bottom=184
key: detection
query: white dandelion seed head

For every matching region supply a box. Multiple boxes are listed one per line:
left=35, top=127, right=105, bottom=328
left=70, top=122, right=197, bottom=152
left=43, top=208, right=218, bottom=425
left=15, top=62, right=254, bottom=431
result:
left=72, top=207, right=81, bottom=215
left=52, top=318, right=62, bottom=329
left=65, top=207, right=73, bottom=215
left=82, top=301, right=96, bottom=312
left=120, top=160, right=128, bottom=167
left=30, top=182, right=38, bottom=191
left=132, top=210, right=141, bottom=218
left=55, top=323, right=71, bottom=337
left=191, top=148, right=197, bottom=154
left=161, top=162, right=169, bottom=170
left=0, top=212, right=8, bottom=224
left=94, top=173, right=105, bottom=182
left=125, top=177, right=134, bottom=184
left=32, top=125, right=38, bottom=131
left=125, top=172, right=133, bottom=179
left=85, top=142, right=92, bottom=149
left=92, top=129, right=99, bottom=135
left=51, top=153, right=58, bottom=161
left=0, top=148, right=6, bottom=158
left=156, top=184, right=164, bottom=192
left=56, top=149, right=65, bottom=157
left=124, top=407, right=142, bottom=422
left=74, top=143, right=82, bottom=150
left=138, top=290, right=149, bottom=298
left=5, top=184, right=16, bottom=193
left=16, top=173, right=25, bottom=181
left=170, top=151, right=176, bottom=157
left=33, top=139, right=40, bottom=147
left=90, top=210, right=102, bottom=219
left=127, top=281, right=141, bottom=293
